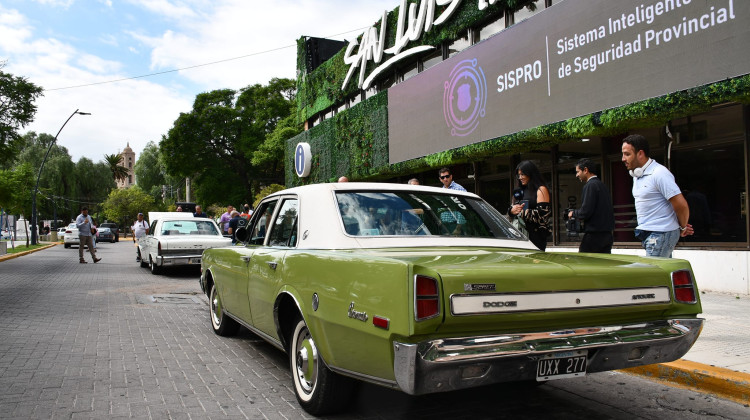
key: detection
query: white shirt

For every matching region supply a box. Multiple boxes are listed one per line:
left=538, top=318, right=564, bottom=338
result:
left=632, top=160, right=681, bottom=232
left=132, top=219, right=149, bottom=238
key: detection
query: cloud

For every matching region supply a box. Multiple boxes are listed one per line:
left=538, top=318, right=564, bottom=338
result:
left=4, top=0, right=398, bottom=164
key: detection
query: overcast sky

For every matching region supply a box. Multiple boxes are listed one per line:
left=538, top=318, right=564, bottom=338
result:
left=0, top=0, right=395, bottom=163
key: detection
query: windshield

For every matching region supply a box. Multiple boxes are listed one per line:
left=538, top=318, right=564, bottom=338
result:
left=335, top=191, right=523, bottom=239
left=160, top=220, right=220, bottom=236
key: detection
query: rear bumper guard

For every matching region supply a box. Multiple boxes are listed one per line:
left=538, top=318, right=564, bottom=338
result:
left=393, top=318, right=703, bottom=395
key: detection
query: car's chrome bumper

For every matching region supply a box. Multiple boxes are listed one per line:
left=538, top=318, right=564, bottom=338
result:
left=393, top=318, right=703, bottom=395
left=155, top=254, right=202, bottom=266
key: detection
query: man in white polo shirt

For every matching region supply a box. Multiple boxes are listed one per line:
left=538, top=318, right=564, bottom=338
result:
left=621, top=134, right=693, bottom=257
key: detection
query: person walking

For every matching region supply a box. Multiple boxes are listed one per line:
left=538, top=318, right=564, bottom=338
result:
left=132, top=213, right=149, bottom=262
left=75, top=207, right=100, bottom=264
left=568, top=158, right=615, bottom=253
left=509, top=160, right=551, bottom=251
left=219, top=205, right=233, bottom=234
left=622, top=134, right=693, bottom=257
left=438, top=167, right=466, bottom=191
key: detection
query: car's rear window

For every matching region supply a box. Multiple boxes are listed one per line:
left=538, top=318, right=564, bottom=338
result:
left=335, top=191, right=523, bottom=239
left=160, top=220, right=220, bottom=236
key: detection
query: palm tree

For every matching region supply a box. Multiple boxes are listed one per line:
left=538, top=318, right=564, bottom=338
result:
left=104, top=153, right=129, bottom=184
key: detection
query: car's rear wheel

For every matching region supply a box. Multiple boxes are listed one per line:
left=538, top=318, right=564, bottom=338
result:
left=289, top=316, right=353, bottom=415
left=64, top=243, right=70, bottom=249
left=209, top=283, right=239, bottom=336
left=149, top=257, right=160, bottom=275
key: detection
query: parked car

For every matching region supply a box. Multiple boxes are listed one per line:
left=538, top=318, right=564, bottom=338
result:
left=138, top=214, right=231, bottom=274
left=200, top=183, right=704, bottom=415
left=97, top=227, right=115, bottom=243
left=63, top=223, right=79, bottom=248
left=100, top=222, right=119, bottom=242
left=56, top=227, right=66, bottom=240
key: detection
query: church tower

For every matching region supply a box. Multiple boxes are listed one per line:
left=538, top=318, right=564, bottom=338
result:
left=117, top=142, right=136, bottom=189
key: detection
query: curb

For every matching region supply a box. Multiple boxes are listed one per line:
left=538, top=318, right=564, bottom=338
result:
left=623, top=359, right=750, bottom=406
left=0, top=243, right=58, bottom=262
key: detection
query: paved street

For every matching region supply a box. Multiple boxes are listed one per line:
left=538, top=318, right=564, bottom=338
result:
left=0, top=242, right=748, bottom=419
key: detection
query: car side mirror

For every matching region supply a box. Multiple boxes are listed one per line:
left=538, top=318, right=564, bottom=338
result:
left=235, top=226, right=248, bottom=243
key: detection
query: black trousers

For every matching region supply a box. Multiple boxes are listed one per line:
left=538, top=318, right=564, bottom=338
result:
left=579, top=232, right=613, bottom=253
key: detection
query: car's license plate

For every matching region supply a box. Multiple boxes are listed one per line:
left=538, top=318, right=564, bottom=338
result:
left=536, top=350, right=587, bottom=381
left=189, top=258, right=201, bottom=264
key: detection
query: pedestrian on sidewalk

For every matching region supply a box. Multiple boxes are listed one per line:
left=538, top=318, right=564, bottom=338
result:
left=622, top=134, right=694, bottom=257
left=568, top=158, right=615, bottom=253
left=132, top=213, right=149, bottom=262
left=75, top=207, right=100, bottom=264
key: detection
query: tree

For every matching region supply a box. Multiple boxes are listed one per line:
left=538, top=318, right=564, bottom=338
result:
left=134, top=141, right=181, bottom=204
left=101, top=186, right=156, bottom=230
left=104, top=153, right=129, bottom=184
left=160, top=78, right=296, bottom=206
left=251, top=114, right=301, bottom=178
left=0, top=63, right=44, bottom=166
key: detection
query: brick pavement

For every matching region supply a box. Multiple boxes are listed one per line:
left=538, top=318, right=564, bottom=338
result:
left=0, top=242, right=306, bottom=419
left=2, top=243, right=748, bottom=419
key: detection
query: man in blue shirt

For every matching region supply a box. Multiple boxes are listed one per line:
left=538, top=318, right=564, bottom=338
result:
left=622, top=134, right=693, bottom=257
left=438, top=167, right=466, bottom=191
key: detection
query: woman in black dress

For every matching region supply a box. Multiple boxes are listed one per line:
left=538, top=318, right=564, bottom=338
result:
left=509, top=160, right=552, bottom=251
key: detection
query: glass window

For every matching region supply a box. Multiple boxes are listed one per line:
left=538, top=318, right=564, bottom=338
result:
left=480, top=14, right=506, bottom=40
left=421, top=48, right=443, bottom=72
left=401, top=63, right=418, bottom=82
left=448, top=33, right=470, bottom=58
left=160, top=220, right=220, bottom=236
left=267, top=199, right=299, bottom=247
left=513, top=0, right=544, bottom=24
left=335, top=191, right=523, bottom=239
left=556, top=139, right=603, bottom=243
left=672, top=144, right=745, bottom=243
left=248, top=200, right=278, bottom=245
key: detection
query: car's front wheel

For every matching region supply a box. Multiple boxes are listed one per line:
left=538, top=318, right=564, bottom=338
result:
left=289, top=316, right=353, bottom=415
left=209, top=283, right=239, bottom=336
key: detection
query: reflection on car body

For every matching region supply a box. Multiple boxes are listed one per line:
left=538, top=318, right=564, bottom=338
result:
left=200, top=183, right=703, bottom=416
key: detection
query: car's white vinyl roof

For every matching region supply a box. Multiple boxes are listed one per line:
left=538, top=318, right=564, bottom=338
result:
left=261, top=183, right=536, bottom=250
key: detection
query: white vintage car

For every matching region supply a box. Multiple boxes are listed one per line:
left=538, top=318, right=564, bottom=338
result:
left=63, top=223, right=79, bottom=248
left=138, top=213, right=231, bottom=275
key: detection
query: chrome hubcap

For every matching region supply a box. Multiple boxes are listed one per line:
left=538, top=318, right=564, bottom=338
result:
left=294, top=329, right=317, bottom=394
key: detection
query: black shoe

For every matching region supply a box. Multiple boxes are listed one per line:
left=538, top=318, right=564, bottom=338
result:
left=93, top=258, right=101, bottom=263
left=136, top=258, right=141, bottom=262
left=79, top=260, right=87, bottom=264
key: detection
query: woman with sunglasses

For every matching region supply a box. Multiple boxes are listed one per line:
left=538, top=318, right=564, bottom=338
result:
left=509, top=160, right=552, bottom=251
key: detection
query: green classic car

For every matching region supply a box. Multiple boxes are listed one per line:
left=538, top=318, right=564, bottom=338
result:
left=200, top=183, right=703, bottom=415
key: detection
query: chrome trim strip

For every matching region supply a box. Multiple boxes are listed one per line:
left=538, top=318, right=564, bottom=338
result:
left=393, top=318, right=703, bottom=395
left=327, top=366, right=399, bottom=390
left=224, top=309, right=285, bottom=352
left=450, top=286, right=671, bottom=315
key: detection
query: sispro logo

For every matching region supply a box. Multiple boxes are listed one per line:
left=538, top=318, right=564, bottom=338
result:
left=443, top=58, right=487, bottom=137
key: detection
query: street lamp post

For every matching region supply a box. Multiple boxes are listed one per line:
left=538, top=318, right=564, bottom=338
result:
left=30, top=109, right=91, bottom=245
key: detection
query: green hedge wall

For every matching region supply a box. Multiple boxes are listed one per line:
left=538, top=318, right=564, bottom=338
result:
left=286, top=74, right=750, bottom=186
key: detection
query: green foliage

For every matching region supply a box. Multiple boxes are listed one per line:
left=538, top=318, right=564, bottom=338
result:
left=252, top=184, right=286, bottom=208
left=287, top=74, right=750, bottom=184
left=295, top=1, right=525, bottom=122
left=160, top=79, right=296, bottom=206
left=101, top=186, right=157, bottom=229
left=103, top=153, right=129, bottom=183
left=0, top=163, right=34, bottom=215
left=0, top=63, right=44, bottom=166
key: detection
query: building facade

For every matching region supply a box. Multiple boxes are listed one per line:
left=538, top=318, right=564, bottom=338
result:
left=116, top=143, right=136, bottom=189
left=287, top=0, right=750, bottom=294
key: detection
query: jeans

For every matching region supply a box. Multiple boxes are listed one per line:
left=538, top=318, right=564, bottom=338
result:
left=635, top=229, right=680, bottom=258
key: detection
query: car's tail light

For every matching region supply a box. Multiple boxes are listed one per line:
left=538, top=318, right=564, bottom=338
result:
left=415, top=275, right=440, bottom=321
left=672, top=270, right=697, bottom=303
left=157, top=241, right=162, bottom=256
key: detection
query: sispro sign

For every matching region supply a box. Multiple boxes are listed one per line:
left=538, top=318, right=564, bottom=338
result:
left=388, top=0, right=749, bottom=163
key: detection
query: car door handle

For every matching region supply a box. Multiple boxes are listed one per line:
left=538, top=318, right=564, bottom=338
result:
left=241, top=256, right=251, bottom=262
left=266, top=261, right=278, bottom=270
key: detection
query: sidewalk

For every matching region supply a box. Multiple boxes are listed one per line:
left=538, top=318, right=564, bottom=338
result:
left=624, top=291, right=750, bottom=406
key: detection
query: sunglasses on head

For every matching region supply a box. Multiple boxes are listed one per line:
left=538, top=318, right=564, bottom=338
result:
left=440, top=174, right=451, bottom=179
